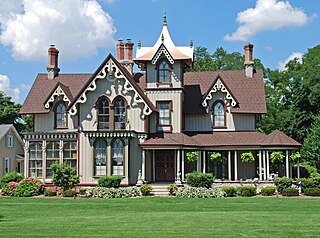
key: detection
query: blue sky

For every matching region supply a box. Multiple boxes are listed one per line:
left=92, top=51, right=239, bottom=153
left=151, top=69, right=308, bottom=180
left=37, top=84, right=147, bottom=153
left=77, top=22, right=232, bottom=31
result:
left=0, top=0, right=319, bottom=104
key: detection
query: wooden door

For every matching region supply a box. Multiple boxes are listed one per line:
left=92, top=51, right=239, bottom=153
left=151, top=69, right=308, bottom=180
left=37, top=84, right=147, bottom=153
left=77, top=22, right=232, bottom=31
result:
left=155, top=150, right=174, bottom=181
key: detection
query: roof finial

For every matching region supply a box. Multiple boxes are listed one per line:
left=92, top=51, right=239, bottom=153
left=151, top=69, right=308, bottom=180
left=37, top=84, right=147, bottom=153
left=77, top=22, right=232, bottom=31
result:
left=161, top=33, right=164, bottom=42
left=138, top=39, right=141, bottom=49
left=163, top=10, right=167, bottom=26
left=190, top=39, right=193, bottom=47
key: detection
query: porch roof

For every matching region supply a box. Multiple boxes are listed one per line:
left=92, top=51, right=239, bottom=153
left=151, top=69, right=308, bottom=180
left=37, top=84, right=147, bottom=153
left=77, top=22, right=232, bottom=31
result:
left=140, top=131, right=301, bottom=149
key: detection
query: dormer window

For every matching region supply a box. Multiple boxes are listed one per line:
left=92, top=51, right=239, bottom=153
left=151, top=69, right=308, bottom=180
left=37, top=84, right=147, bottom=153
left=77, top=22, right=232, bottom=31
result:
left=97, top=96, right=110, bottom=130
left=55, top=101, right=67, bottom=128
left=212, top=101, right=226, bottom=128
left=113, top=97, right=126, bottom=130
left=158, top=59, right=171, bottom=83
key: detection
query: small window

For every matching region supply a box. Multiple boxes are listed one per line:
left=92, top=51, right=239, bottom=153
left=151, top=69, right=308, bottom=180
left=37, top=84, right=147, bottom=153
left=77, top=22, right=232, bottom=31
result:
left=94, top=138, right=107, bottom=176
left=212, top=101, right=226, bottom=127
left=158, top=60, right=170, bottom=83
left=113, top=97, right=126, bottom=130
left=111, top=138, right=124, bottom=176
left=6, top=135, right=14, bottom=147
left=55, top=102, right=67, bottom=128
left=97, top=96, right=110, bottom=130
left=3, top=158, right=10, bottom=174
left=158, top=102, right=171, bottom=126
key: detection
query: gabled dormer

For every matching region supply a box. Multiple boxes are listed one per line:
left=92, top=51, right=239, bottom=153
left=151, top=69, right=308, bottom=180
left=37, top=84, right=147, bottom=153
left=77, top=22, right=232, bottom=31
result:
left=134, top=13, right=193, bottom=89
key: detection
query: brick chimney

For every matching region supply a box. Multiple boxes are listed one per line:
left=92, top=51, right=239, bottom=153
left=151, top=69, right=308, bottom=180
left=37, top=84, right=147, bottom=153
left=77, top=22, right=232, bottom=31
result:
left=118, top=39, right=134, bottom=75
left=46, top=45, right=60, bottom=79
left=244, top=43, right=254, bottom=78
left=116, top=40, right=124, bottom=60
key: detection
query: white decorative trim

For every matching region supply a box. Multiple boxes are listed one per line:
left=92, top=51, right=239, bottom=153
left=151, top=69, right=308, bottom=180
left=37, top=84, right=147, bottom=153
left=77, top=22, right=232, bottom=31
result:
left=202, top=78, right=237, bottom=108
left=44, top=85, right=71, bottom=109
left=69, top=58, right=152, bottom=117
left=147, top=89, right=183, bottom=94
left=151, top=45, right=174, bottom=65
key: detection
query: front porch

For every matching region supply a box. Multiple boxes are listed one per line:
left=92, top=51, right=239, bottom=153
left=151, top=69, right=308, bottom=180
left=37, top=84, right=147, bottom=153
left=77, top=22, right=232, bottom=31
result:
left=139, top=148, right=300, bottom=184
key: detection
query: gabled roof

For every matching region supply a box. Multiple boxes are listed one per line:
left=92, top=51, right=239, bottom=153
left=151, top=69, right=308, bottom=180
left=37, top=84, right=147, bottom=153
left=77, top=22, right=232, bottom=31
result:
left=44, top=82, right=73, bottom=109
left=21, top=54, right=156, bottom=115
left=0, top=124, right=23, bottom=146
left=184, top=70, right=267, bottom=114
left=20, top=74, right=90, bottom=114
left=262, top=130, right=301, bottom=147
left=135, top=16, right=193, bottom=63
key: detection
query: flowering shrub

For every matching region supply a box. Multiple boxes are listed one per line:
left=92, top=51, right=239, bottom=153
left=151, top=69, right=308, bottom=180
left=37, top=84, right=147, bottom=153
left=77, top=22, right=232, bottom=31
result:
left=0, top=172, right=23, bottom=187
left=1, top=181, right=18, bottom=196
left=13, top=178, right=45, bottom=197
left=86, top=187, right=141, bottom=198
left=176, top=186, right=225, bottom=198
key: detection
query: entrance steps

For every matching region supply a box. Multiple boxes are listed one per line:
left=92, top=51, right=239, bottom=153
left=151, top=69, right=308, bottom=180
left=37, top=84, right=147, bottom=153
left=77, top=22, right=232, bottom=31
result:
left=150, top=183, right=171, bottom=197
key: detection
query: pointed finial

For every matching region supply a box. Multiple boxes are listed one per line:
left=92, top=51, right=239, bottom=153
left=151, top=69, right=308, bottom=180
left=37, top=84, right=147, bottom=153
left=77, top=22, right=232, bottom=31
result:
left=190, top=39, right=193, bottom=47
left=163, top=11, right=167, bottom=26
left=138, top=39, right=141, bottom=48
left=161, top=33, right=164, bottom=42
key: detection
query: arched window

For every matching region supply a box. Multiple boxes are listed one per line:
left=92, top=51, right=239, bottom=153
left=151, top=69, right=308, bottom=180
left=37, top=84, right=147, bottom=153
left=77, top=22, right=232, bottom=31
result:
left=158, top=60, right=170, bottom=83
left=97, top=96, right=110, bottom=130
left=111, top=138, right=124, bottom=176
left=113, top=97, right=126, bottom=130
left=212, top=101, right=226, bottom=127
left=46, top=142, right=60, bottom=178
left=94, top=139, right=107, bottom=176
left=29, top=142, right=43, bottom=178
left=55, top=102, right=67, bottom=128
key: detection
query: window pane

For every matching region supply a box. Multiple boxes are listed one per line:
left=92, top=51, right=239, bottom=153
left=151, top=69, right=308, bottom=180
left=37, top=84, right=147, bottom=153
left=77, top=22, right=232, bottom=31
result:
left=56, top=103, right=67, bottom=128
left=94, top=139, right=107, bottom=176
left=158, top=102, right=171, bottom=126
left=112, top=139, right=124, bottom=176
left=213, top=102, right=225, bottom=127
left=114, top=97, right=126, bottom=130
left=29, top=142, right=43, bottom=178
left=63, top=141, right=77, bottom=169
left=97, top=97, right=110, bottom=130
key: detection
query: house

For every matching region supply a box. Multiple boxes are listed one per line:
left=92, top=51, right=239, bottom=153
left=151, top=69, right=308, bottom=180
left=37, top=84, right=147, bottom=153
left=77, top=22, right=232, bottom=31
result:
left=20, top=16, right=301, bottom=185
left=0, top=124, right=24, bottom=176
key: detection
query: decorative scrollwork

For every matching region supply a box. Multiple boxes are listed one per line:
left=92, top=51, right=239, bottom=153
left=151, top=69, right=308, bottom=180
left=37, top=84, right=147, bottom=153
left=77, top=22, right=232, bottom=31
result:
left=151, top=45, right=174, bottom=65
left=44, top=85, right=71, bottom=109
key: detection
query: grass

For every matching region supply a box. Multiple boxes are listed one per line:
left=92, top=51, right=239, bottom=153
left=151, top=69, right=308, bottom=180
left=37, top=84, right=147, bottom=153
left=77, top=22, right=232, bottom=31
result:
left=0, top=197, right=320, bottom=237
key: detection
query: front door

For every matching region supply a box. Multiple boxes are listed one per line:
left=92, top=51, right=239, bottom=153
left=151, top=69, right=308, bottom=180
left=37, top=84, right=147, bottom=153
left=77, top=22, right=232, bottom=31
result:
left=155, top=150, right=175, bottom=181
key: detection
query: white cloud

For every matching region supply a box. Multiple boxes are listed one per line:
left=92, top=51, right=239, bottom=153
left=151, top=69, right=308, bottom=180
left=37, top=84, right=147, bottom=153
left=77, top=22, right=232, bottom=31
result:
left=0, top=74, right=29, bottom=102
left=0, top=0, right=116, bottom=61
left=278, top=52, right=303, bottom=71
left=224, top=0, right=309, bottom=41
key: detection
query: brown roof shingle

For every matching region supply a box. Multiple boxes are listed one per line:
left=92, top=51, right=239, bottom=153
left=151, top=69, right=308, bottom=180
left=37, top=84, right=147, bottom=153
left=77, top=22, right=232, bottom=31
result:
left=262, top=130, right=301, bottom=147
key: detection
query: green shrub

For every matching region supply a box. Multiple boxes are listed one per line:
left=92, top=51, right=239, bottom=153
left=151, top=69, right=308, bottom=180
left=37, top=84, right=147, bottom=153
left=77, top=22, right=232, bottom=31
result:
left=304, top=188, right=320, bottom=196
left=51, top=162, right=79, bottom=190
left=98, top=176, right=122, bottom=188
left=185, top=172, right=214, bottom=188
left=44, top=189, right=57, bottom=197
left=241, top=152, right=255, bottom=163
left=303, top=165, right=320, bottom=178
left=140, top=184, right=153, bottom=196
left=62, top=189, right=78, bottom=197
left=270, top=151, right=284, bottom=164
left=282, top=188, right=299, bottom=196
left=274, top=177, right=293, bottom=193
left=79, top=188, right=87, bottom=195
left=0, top=172, right=23, bottom=187
left=1, top=181, right=18, bottom=196
left=167, top=184, right=177, bottom=196
left=176, top=186, right=225, bottom=198
left=312, top=177, right=320, bottom=188
left=295, top=178, right=313, bottom=189
left=261, top=186, right=276, bottom=196
left=13, top=178, right=45, bottom=197
left=237, top=186, right=256, bottom=197
left=86, top=187, right=141, bottom=198
left=222, top=186, right=237, bottom=197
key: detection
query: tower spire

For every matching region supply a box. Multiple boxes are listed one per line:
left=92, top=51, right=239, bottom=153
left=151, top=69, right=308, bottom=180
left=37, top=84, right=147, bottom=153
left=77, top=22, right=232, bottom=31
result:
left=163, top=11, right=167, bottom=26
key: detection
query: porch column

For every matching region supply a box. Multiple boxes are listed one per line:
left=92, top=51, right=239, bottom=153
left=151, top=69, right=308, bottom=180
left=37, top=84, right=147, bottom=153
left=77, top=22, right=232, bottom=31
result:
left=202, top=151, right=206, bottom=173
left=234, top=151, right=238, bottom=181
left=107, top=140, right=111, bottom=176
left=228, top=151, right=231, bottom=180
left=152, top=150, right=156, bottom=181
left=286, top=150, right=289, bottom=178
left=266, top=151, right=270, bottom=180
left=197, top=150, right=201, bottom=172
left=124, top=138, right=129, bottom=184
left=259, top=151, right=262, bottom=180
left=263, top=151, right=266, bottom=180
left=42, top=140, right=46, bottom=180
left=176, top=149, right=181, bottom=184
left=297, top=159, right=300, bottom=178
left=181, top=149, right=185, bottom=182
left=23, top=140, right=29, bottom=177
left=141, top=149, right=145, bottom=181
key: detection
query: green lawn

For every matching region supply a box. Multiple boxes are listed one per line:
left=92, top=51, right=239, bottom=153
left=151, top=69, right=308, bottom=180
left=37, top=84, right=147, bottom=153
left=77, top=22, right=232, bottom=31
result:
left=0, top=197, right=319, bottom=237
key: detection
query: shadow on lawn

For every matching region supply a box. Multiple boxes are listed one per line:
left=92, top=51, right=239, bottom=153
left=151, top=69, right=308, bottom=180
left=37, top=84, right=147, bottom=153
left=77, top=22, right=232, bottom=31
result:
left=0, top=215, right=4, bottom=222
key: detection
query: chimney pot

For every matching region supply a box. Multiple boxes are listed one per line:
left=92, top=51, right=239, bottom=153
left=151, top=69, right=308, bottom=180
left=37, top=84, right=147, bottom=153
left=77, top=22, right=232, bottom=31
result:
left=244, top=43, right=254, bottom=78
left=116, top=40, right=125, bottom=60
left=47, top=45, right=60, bottom=79
left=125, top=40, right=134, bottom=61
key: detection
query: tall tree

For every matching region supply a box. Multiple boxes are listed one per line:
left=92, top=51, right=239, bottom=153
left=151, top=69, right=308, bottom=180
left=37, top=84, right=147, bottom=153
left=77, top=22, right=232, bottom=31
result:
left=0, top=91, right=32, bottom=132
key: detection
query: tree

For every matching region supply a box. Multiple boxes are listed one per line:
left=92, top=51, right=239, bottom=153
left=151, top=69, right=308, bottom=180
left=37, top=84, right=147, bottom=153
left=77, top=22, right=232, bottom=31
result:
left=0, top=91, right=32, bottom=133
left=301, top=116, right=320, bottom=169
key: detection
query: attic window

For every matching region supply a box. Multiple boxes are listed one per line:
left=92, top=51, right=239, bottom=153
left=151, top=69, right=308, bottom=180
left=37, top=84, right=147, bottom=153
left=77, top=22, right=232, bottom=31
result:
left=212, top=101, right=226, bottom=128
left=55, top=101, right=67, bottom=128
left=158, top=59, right=171, bottom=83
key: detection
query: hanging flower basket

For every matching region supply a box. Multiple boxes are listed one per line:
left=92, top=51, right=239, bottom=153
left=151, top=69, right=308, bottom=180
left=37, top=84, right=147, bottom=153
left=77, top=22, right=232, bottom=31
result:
left=270, top=151, right=284, bottom=164
left=186, top=151, right=198, bottom=163
left=210, top=152, right=222, bottom=163
left=241, top=152, right=255, bottom=163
